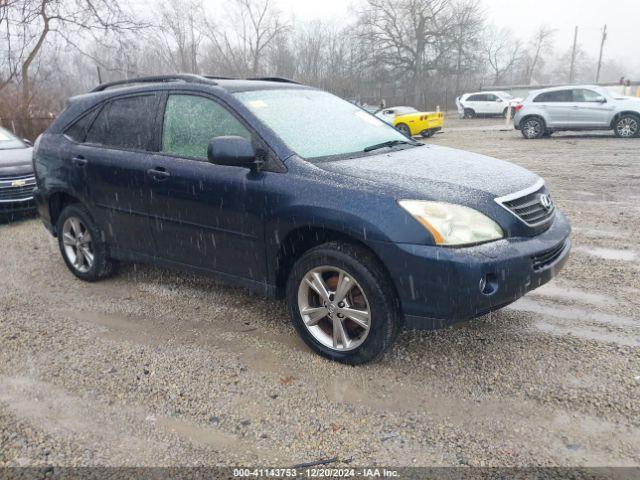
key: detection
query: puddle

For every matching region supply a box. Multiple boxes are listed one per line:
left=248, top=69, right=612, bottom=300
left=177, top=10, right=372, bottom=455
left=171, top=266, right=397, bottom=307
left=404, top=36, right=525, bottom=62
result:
left=575, top=247, right=638, bottom=262
left=69, top=310, right=304, bottom=376
left=530, top=283, right=616, bottom=307
left=509, top=298, right=638, bottom=329
left=156, top=417, right=274, bottom=460
left=573, top=227, right=626, bottom=240
left=535, top=320, right=640, bottom=347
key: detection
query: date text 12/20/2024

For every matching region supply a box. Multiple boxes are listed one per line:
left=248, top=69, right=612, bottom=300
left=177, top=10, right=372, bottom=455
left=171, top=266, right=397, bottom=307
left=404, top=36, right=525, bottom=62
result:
left=233, top=468, right=399, bottom=477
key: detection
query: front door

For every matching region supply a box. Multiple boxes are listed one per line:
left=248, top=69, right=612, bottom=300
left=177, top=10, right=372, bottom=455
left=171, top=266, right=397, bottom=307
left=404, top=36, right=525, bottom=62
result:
left=146, top=93, right=267, bottom=283
left=571, top=89, right=615, bottom=127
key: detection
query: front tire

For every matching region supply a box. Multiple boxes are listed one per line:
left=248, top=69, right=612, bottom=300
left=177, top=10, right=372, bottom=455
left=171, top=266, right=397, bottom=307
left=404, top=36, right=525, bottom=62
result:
left=56, top=204, right=114, bottom=282
left=520, top=116, right=546, bottom=139
left=286, top=241, right=401, bottom=365
left=613, top=114, right=640, bottom=138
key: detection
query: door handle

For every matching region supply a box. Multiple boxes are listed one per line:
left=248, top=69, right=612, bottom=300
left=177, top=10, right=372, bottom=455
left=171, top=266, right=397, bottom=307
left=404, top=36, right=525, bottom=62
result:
left=147, top=167, right=170, bottom=180
left=72, top=156, right=87, bottom=167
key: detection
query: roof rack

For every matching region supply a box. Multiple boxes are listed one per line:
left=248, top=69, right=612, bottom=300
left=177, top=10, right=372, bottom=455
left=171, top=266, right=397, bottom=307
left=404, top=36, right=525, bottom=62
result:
left=90, top=74, right=217, bottom=93
left=246, top=76, right=299, bottom=84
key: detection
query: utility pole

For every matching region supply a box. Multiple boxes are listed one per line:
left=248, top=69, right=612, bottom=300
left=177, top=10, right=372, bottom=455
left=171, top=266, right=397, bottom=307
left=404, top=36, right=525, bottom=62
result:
left=569, top=26, right=579, bottom=83
left=595, top=24, right=607, bottom=83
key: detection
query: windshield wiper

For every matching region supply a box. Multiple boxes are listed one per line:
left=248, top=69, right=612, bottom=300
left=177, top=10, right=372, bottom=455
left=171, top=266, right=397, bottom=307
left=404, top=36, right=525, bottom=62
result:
left=363, top=140, right=419, bottom=152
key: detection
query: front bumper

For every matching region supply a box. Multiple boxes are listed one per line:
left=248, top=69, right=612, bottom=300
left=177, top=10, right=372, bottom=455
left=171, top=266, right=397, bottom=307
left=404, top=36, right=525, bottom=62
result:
left=0, top=198, right=36, bottom=216
left=370, top=211, right=571, bottom=329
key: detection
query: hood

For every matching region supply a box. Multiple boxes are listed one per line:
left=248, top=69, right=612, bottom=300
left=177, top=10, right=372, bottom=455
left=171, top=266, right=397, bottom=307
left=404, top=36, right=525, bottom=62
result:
left=316, top=144, right=540, bottom=205
left=0, top=147, right=34, bottom=177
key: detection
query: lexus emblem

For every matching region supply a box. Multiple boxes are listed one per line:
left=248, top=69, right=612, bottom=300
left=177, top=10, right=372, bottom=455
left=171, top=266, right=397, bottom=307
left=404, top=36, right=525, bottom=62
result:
left=539, top=194, right=552, bottom=210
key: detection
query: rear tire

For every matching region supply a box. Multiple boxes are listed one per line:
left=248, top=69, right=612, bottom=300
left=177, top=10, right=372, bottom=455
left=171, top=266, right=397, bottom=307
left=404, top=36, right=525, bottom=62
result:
left=396, top=123, right=411, bottom=137
left=520, top=116, right=546, bottom=139
left=463, top=108, right=476, bottom=119
left=56, top=204, right=114, bottom=282
left=420, top=129, right=431, bottom=138
left=613, top=114, right=640, bottom=138
left=286, top=241, right=401, bottom=365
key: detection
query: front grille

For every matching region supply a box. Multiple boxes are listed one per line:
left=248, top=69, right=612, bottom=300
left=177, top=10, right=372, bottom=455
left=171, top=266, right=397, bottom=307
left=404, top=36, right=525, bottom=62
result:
left=0, top=174, right=36, bottom=202
left=531, top=240, right=566, bottom=271
left=497, top=182, right=555, bottom=227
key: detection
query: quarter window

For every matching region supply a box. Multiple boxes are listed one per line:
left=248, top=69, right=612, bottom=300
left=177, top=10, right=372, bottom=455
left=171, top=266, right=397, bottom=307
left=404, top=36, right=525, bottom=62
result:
left=162, top=94, right=251, bottom=158
left=85, top=95, right=158, bottom=150
left=65, top=109, right=98, bottom=143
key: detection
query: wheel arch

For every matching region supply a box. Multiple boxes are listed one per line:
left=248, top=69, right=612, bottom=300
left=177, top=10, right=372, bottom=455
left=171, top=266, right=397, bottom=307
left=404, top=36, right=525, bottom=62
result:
left=610, top=110, right=640, bottom=129
left=273, top=226, right=398, bottom=305
left=47, top=190, right=84, bottom=235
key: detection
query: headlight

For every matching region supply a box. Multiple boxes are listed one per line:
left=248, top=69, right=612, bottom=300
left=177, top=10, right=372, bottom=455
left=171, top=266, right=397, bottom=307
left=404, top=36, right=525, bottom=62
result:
left=398, top=200, right=503, bottom=246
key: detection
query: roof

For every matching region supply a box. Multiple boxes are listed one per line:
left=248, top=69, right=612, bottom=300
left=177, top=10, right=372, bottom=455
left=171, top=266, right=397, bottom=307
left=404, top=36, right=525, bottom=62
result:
left=88, top=74, right=308, bottom=95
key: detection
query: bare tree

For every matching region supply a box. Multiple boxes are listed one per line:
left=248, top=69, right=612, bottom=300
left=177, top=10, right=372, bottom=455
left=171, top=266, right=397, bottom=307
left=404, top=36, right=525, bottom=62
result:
left=1, top=0, right=145, bottom=120
left=523, top=25, right=554, bottom=84
left=357, top=0, right=451, bottom=106
left=206, top=0, right=287, bottom=76
left=155, top=0, right=205, bottom=74
left=483, top=26, right=521, bottom=85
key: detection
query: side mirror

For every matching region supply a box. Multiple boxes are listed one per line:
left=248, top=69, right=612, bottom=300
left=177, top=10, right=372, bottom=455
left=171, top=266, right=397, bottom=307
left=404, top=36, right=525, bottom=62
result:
left=496, top=98, right=503, bottom=103
left=23, top=138, right=33, bottom=147
left=597, top=96, right=607, bottom=103
left=207, top=136, right=256, bottom=168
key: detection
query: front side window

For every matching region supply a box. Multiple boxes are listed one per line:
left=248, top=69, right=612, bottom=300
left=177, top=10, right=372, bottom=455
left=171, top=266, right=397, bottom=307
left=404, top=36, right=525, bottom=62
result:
left=467, top=94, right=485, bottom=102
left=162, top=94, right=251, bottom=158
left=0, top=127, right=26, bottom=150
left=85, top=95, right=158, bottom=150
left=485, top=94, right=498, bottom=102
left=235, top=89, right=410, bottom=160
left=572, top=89, right=604, bottom=102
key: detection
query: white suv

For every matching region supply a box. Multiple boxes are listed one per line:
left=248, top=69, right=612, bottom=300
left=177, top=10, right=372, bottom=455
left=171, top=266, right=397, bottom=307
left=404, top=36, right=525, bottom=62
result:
left=456, top=91, right=522, bottom=118
left=514, top=85, right=640, bottom=139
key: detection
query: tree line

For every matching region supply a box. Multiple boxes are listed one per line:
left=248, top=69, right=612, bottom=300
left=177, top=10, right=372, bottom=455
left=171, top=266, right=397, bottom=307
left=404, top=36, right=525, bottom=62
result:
left=0, top=0, right=628, bottom=138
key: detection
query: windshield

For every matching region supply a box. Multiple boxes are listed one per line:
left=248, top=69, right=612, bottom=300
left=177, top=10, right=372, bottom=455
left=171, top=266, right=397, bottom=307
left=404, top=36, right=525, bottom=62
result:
left=0, top=127, right=26, bottom=150
left=497, top=92, right=514, bottom=100
left=235, top=89, right=411, bottom=160
left=392, top=107, right=418, bottom=115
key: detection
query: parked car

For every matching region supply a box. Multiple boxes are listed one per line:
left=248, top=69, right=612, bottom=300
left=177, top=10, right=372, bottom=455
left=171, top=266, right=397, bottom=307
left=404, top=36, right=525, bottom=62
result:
left=457, top=91, right=522, bottom=118
left=0, top=126, right=36, bottom=219
left=375, top=106, right=444, bottom=137
left=33, top=74, right=571, bottom=364
left=514, top=85, right=640, bottom=139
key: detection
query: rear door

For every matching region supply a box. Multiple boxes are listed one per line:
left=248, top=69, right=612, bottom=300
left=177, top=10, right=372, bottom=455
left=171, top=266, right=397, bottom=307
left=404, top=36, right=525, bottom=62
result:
left=146, top=92, right=267, bottom=282
left=77, top=93, right=162, bottom=255
left=571, top=88, right=614, bottom=127
left=465, top=94, right=487, bottom=114
left=533, top=90, right=574, bottom=126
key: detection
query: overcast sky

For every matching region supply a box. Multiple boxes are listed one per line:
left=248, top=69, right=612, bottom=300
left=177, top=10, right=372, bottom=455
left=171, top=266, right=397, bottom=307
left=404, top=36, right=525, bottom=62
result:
left=275, top=0, right=640, bottom=77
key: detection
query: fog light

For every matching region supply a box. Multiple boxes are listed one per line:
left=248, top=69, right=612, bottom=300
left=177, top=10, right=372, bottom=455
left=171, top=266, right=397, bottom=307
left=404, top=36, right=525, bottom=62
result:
left=479, top=273, right=498, bottom=296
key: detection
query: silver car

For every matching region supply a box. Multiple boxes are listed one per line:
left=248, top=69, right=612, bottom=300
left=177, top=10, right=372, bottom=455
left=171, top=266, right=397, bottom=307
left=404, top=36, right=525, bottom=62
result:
left=514, top=85, right=640, bottom=139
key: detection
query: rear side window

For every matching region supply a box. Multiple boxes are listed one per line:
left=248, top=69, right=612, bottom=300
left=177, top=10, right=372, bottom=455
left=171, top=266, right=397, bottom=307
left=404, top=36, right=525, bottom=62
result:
left=534, top=90, right=572, bottom=103
left=161, top=94, right=250, bottom=158
left=85, top=95, right=158, bottom=150
left=467, top=94, right=485, bottom=101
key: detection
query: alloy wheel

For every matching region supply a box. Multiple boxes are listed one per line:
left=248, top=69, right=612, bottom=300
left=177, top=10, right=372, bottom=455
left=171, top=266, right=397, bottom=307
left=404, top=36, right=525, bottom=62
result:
left=297, top=266, right=371, bottom=351
left=523, top=119, right=542, bottom=138
left=616, top=117, right=639, bottom=137
left=62, top=216, right=94, bottom=273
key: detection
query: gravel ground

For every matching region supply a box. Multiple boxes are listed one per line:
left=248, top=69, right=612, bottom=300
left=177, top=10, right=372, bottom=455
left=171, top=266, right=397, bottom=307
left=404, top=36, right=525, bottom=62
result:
left=1, top=116, right=639, bottom=467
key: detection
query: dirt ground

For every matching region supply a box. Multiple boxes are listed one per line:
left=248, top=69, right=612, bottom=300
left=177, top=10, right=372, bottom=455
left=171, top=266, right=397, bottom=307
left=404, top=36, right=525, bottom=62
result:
left=1, top=115, right=639, bottom=468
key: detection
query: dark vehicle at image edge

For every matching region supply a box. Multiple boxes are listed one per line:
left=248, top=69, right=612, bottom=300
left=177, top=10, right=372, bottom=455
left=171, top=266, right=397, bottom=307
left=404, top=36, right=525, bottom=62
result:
left=32, top=74, right=571, bottom=364
left=0, top=127, right=37, bottom=218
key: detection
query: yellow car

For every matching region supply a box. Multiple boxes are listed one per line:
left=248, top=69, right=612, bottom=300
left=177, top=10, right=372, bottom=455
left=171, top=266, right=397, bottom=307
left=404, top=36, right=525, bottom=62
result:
left=376, top=106, right=444, bottom=138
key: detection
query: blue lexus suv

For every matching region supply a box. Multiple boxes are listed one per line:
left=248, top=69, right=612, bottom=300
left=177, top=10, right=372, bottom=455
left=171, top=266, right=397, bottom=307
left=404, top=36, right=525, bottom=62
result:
left=33, top=74, right=571, bottom=364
